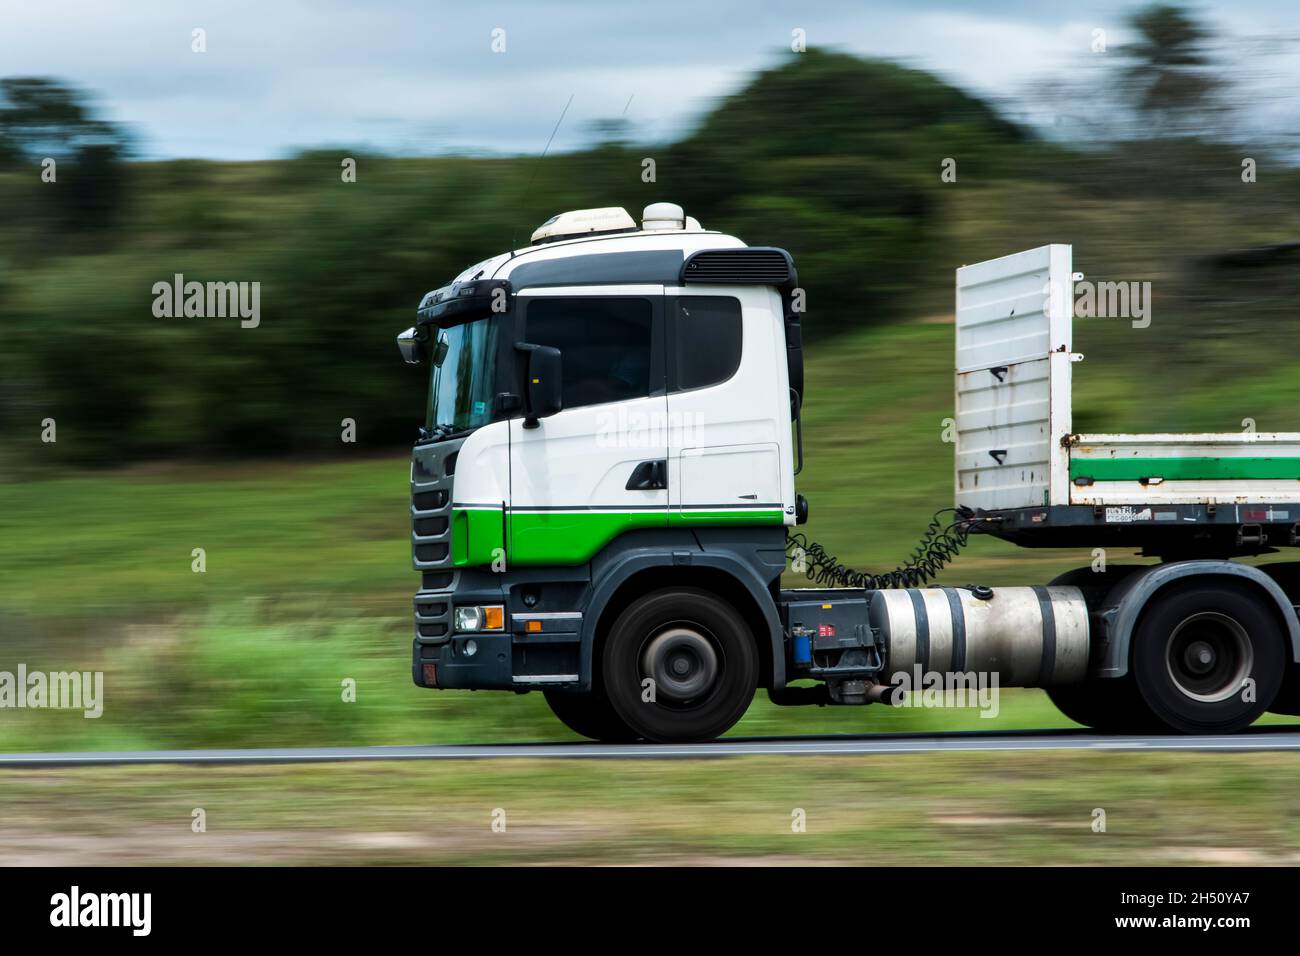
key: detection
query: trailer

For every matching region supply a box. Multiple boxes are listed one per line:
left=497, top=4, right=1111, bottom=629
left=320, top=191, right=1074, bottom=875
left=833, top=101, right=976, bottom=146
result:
left=954, top=243, right=1300, bottom=556
left=397, top=206, right=1300, bottom=742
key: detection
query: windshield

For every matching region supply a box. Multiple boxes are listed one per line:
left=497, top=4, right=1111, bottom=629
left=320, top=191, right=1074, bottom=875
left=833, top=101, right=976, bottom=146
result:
left=427, top=317, right=499, bottom=433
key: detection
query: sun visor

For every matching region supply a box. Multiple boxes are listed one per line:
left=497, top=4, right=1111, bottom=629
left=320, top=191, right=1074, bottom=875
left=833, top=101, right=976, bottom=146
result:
left=416, top=278, right=512, bottom=328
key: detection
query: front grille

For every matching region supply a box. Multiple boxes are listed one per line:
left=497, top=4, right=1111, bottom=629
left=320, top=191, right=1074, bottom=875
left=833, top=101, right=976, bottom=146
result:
left=414, top=515, right=448, bottom=537
left=414, top=593, right=452, bottom=642
left=423, top=571, right=454, bottom=590
left=411, top=437, right=461, bottom=645
left=414, top=542, right=449, bottom=563
left=411, top=437, right=461, bottom=574
left=413, top=490, right=448, bottom=510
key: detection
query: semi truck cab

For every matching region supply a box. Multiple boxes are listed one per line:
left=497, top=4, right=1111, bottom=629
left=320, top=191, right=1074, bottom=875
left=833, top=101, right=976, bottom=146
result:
left=398, top=205, right=1300, bottom=743
left=399, top=204, right=803, bottom=741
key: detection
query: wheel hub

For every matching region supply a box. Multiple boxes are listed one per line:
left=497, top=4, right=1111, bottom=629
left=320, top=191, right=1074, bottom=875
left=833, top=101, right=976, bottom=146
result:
left=641, top=627, right=719, bottom=703
left=1183, top=640, right=1216, bottom=674
left=1165, top=612, right=1252, bottom=703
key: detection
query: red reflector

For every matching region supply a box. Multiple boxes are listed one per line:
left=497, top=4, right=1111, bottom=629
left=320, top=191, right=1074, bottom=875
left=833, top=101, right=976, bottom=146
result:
left=422, top=663, right=438, bottom=687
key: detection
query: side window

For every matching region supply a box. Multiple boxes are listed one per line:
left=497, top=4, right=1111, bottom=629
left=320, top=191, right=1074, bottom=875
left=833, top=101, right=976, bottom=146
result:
left=525, top=297, right=653, bottom=410
left=673, top=296, right=742, bottom=391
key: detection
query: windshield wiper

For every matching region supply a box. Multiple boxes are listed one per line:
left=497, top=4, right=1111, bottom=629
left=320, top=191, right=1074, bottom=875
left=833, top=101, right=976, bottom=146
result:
left=420, top=423, right=475, bottom=443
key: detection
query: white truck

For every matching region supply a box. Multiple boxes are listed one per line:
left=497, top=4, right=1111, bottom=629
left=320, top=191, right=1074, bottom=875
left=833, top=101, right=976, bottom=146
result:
left=397, top=203, right=1300, bottom=742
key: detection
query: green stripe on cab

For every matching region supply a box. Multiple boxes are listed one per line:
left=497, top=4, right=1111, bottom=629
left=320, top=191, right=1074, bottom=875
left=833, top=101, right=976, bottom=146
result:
left=503, top=508, right=786, bottom=566
left=509, top=510, right=665, bottom=566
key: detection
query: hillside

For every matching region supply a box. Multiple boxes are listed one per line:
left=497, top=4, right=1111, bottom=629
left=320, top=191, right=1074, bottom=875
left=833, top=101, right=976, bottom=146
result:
left=7, top=49, right=1297, bottom=470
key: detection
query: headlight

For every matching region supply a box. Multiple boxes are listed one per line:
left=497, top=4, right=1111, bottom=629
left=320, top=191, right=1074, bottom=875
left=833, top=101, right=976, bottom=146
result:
left=454, top=605, right=504, bottom=632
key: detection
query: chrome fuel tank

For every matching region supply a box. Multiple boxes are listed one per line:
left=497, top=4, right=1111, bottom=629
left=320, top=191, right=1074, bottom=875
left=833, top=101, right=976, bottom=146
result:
left=868, top=586, right=1089, bottom=687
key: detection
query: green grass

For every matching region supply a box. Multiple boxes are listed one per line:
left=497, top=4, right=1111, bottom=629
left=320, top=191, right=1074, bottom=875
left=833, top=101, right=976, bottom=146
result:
left=2, top=751, right=1298, bottom=865
left=0, top=456, right=410, bottom=618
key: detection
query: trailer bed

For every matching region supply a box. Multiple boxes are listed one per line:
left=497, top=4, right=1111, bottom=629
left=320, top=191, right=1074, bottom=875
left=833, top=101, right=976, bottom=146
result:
left=952, top=245, right=1300, bottom=555
left=978, top=501, right=1300, bottom=555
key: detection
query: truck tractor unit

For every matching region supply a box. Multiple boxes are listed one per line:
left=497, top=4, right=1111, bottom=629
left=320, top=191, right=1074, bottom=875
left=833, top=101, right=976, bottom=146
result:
left=397, top=202, right=1300, bottom=743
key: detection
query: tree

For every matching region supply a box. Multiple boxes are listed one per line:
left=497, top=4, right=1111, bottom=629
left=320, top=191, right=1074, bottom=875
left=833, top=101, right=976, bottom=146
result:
left=0, top=77, right=131, bottom=229
left=660, top=50, right=1028, bottom=337
left=1120, top=5, right=1222, bottom=134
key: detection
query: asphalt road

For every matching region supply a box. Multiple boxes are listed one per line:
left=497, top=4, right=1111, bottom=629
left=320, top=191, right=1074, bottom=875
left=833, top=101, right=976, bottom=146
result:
left=3, top=725, right=1300, bottom=766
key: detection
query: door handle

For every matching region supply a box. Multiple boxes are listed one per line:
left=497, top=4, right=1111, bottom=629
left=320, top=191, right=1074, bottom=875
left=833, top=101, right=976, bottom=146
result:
left=626, top=459, right=667, bottom=491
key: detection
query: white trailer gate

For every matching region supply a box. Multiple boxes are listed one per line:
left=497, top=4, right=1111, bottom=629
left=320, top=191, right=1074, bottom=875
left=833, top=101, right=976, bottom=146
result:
left=955, top=244, right=1300, bottom=513
left=954, top=244, right=1075, bottom=511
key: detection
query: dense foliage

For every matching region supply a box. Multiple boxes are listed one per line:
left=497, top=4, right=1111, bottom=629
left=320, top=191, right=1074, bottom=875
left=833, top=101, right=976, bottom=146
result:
left=2, top=33, right=1297, bottom=468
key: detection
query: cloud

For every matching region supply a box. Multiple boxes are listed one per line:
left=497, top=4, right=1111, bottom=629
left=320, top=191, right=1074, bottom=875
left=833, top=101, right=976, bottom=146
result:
left=0, top=0, right=1293, bottom=159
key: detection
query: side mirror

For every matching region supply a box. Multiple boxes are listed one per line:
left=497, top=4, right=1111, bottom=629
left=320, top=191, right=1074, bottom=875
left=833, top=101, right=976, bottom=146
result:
left=516, top=343, right=562, bottom=428
left=396, top=326, right=427, bottom=365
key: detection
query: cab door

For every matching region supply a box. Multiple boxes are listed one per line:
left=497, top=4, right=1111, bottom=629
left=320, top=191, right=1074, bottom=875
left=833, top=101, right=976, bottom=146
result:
left=665, top=286, right=790, bottom=526
left=508, top=286, right=668, bottom=566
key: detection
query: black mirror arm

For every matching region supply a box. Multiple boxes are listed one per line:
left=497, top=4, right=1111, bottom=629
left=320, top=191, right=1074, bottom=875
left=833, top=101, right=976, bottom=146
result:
left=514, top=343, right=540, bottom=425
left=514, top=341, right=562, bottom=427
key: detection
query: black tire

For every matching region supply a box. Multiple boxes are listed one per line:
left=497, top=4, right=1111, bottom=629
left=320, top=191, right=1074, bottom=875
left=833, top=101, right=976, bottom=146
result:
left=1045, top=677, right=1156, bottom=733
left=602, top=587, right=757, bottom=743
left=543, top=688, right=638, bottom=742
left=1130, top=583, right=1284, bottom=734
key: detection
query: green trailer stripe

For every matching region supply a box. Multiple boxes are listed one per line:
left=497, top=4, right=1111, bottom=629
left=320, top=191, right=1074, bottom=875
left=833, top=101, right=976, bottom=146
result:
left=1071, top=456, right=1300, bottom=482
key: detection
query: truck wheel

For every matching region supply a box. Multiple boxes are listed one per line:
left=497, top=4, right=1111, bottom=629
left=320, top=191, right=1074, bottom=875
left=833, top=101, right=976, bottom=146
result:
left=543, top=688, right=637, bottom=743
left=602, top=588, right=757, bottom=743
left=1131, top=583, right=1284, bottom=734
left=1045, top=678, right=1155, bottom=733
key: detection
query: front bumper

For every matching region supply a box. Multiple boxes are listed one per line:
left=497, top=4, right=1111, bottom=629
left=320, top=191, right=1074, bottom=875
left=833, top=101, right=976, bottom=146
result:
left=412, top=613, right=585, bottom=690
left=413, top=631, right=514, bottom=689
left=411, top=570, right=587, bottom=690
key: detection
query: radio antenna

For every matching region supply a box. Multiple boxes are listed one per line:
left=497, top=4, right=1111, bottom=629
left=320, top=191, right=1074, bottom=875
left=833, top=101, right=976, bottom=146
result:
left=512, top=93, right=575, bottom=252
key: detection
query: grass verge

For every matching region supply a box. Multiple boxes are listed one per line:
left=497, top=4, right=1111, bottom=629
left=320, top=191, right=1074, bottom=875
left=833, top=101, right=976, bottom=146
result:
left=1, top=752, right=1298, bottom=865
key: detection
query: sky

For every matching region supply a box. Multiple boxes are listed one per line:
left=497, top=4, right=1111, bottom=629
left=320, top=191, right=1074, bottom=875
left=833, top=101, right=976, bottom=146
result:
left=1, top=0, right=1297, bottom=160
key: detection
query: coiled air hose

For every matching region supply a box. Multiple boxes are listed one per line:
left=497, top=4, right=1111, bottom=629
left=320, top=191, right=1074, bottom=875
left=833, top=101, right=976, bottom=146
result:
left=786, top=505, right=991, bottom=590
